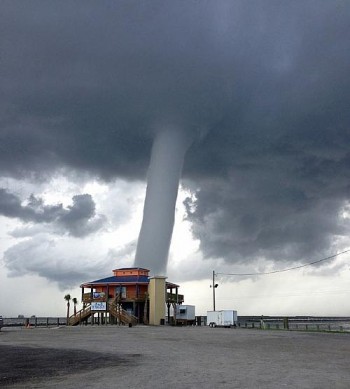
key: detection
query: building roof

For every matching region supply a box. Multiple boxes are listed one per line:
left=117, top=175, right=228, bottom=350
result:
left=81, top=275, right=150, bottom=287
left=80, top=274, right=179, bottom=288
left=118, top=267, right=149, bottom=270
left=166, top=281, right=180, bottom=288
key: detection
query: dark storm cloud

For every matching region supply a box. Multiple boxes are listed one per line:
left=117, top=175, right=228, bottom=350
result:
left=1, top=1, right=350, bottom=265
left=58, top=194, right=106, bottom=237
left=0, top=189, right=106, bottom=237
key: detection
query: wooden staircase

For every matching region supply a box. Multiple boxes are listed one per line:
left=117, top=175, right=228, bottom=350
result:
left=67, top=303, right=138, bottom=326
left=69, top=306, right=92, bottom=326
left=108, top=303, right=138, bottom=325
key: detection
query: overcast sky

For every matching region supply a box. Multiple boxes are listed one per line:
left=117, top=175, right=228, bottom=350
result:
left=1, top=1, right=350, bottom=317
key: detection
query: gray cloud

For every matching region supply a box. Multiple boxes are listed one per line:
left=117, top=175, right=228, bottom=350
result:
left=3, top=234, right=114, bottom=289
left=184, top=176, right=349, bottom=264
left=59, top=194, right=106, bottom=237
left=0, top=189, right=106, bottom=237
left=1, top=1, right=350, bottom=267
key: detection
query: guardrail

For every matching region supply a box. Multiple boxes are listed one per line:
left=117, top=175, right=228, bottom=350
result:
left=237, top=318, right=350, bottom=332
left=1, top=317, right=66, bottom=327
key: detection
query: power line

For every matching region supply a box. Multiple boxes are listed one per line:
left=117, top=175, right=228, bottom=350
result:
left=216, top=249, right=350, bottom=277
left=217, top=289, right=350, bottom=300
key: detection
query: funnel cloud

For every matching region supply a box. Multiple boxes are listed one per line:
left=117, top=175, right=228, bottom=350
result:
left=135, top=128, right=192, bottom=274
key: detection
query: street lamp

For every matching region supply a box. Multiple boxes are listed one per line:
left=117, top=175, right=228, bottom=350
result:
left=210, top=270, right=218, bottom=311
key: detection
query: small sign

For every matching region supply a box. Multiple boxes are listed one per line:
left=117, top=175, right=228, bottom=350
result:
left=93, top=292, right=105, bottom=300
left=91, top=302, right=106, bottom=311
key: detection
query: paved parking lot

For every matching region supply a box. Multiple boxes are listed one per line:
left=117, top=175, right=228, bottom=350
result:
left=1, top=325, right=350, bottom=388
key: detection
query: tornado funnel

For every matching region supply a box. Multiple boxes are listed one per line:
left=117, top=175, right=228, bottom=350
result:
left=134, top=128, right=191, bottom=275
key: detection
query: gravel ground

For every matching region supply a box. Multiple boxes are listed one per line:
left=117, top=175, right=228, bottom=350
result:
left=1, top=325, right=350, bottom=388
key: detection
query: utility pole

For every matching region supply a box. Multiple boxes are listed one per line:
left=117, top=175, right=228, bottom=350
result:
left=211, top=270, right=218, bottom=311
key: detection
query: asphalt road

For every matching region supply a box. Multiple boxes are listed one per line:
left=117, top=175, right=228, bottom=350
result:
left=1, top=325, right=349, bottom=388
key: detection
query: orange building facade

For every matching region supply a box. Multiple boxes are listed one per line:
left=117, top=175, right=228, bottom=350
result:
left=79, top=267, right=183, bottom=324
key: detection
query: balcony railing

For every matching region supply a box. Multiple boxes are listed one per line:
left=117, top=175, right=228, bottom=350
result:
left=166, top=293, right=184, bottom=304
left=82, top=292, right=107, bottom=303
left=82, top=291, right=148, bottom=303
left=82, top=291, right=183, bottom=303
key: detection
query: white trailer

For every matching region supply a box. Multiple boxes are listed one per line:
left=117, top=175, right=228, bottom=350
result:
left=207, top=310, right=237, bottom=328
left=172, top=305, right=195, bottom=325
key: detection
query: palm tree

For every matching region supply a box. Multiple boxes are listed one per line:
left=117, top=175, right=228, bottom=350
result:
left=64, top=294, right=71, bottom=325
left=72, top=297, right=78, bottom=316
